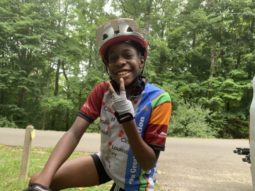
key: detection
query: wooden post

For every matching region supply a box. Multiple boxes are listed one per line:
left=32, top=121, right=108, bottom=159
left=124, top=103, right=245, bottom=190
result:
left=250, top=76, right=255, bottom=189
left=20, top=125, right=34, bottom=179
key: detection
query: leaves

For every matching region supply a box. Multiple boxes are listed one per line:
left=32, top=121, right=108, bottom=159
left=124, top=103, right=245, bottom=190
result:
left=41, top=96, right=74, bottom=111
left=0, top=0, right=254, bottom=137
left=169, top=102, right=215, bottom=138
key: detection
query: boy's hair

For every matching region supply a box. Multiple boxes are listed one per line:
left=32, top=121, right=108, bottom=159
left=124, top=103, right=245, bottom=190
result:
left=96, top=18, right=148, bottom=64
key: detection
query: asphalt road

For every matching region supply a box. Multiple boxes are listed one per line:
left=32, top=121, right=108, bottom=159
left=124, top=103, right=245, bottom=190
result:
left=0, top=128, right=252, bottom=191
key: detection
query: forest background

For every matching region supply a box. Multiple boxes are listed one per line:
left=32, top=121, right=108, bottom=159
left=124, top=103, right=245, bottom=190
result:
left=0, top=0, right=254, bottom=138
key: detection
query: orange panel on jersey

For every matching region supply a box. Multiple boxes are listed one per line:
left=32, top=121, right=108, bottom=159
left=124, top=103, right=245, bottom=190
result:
left=149, top=102, right=172, bottom=125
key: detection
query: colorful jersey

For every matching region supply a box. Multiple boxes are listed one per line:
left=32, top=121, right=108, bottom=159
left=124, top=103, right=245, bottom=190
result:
left=79, top=82, right=172, bottom=191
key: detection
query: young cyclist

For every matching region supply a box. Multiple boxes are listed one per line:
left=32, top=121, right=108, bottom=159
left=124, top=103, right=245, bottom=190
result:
left=25, top=18, right=172, bottom=191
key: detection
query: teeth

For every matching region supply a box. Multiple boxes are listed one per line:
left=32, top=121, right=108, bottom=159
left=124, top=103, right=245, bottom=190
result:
left=117, top=71, right=128, bottom=76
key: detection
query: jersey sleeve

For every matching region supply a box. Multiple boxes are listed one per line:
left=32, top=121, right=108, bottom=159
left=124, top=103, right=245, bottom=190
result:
left=143, top=92, right=172, bottom=151
left=78, top=82, right=107, bottom=123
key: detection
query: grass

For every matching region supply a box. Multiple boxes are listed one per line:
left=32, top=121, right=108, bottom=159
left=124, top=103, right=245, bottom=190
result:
left=0, top=144, right=112, bottom=191
left=0, top=145, right=163, bottom=191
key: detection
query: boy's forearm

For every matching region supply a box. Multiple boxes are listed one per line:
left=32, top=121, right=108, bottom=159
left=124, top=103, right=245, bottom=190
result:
left=33, top=117, right=88, bottom=186
left=122, top=120, right=157, bottom=171
left=41, top=131, right=81, bottom=182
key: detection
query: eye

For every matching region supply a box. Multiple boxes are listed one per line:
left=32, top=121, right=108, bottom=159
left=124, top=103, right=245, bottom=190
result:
left=108, top=54, right=118, bottom=63
left=124, top=53, right=132, bottom=59
left=123, top=51, right=134, bottom=59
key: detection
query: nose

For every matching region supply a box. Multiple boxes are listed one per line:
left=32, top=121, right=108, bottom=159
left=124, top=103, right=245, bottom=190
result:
left=115, top=56, right=126, bottom=66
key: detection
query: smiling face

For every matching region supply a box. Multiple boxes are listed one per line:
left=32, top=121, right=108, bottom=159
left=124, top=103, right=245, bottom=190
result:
left=106, top=42, right=145, bottom=87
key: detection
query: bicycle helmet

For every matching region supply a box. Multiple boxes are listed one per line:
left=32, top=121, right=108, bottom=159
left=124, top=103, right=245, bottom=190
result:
left=96, top=18, right=148, bottom=64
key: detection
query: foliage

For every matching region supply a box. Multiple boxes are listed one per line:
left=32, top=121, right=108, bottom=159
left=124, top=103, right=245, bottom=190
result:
left=169, top=102, right=216, bottom=138
left=41, top=96, right=74, bottom=111
left=0, top=0, right=254, bottom=138
left=0, top=116, right=17, bottom=128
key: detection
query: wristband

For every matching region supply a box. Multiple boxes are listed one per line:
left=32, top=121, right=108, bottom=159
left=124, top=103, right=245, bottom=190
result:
left=115, top=112, right=134, bottom=123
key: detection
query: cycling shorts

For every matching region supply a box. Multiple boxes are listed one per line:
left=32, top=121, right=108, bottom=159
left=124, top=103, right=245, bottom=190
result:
left=91, top=154, right=124, bottom=191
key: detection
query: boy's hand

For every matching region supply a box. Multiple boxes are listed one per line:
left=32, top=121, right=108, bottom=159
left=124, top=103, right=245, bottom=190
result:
left=23, top=183, right=51, bottom=191
left=108, top=78, right=134, bottom=123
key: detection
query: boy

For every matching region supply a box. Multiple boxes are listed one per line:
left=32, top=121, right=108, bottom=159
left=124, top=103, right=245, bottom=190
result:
left=25, top=18, right=172, bottom=191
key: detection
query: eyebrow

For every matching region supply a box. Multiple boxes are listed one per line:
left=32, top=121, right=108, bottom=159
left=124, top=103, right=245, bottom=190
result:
left=108, top=48, right=136, bottom=56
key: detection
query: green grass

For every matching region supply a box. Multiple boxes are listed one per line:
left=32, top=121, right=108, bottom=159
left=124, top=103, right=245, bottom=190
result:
left=0, top=145, right=112, bottom=191
left=0, top=145, right=163, bottom=191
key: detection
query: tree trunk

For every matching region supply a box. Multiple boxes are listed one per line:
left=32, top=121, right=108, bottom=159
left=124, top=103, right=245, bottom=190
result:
left=54, top=59, right=61, bottom=96
left=62, top=62, right=70, bottom=130
left=143, top=0, right=153, bottom=35
left=192, top=32, right=196, bottom=48
left=236, top=52, right=241, bottom=69
left=210, top=48, right=217, bottom=77
left=51, top=59, right=61, bottom=129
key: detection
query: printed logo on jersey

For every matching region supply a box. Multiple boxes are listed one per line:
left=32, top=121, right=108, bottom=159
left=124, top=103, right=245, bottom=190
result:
left=128, top=156, right=139, bottom=185
left=137, top=116, right=145, bottom=134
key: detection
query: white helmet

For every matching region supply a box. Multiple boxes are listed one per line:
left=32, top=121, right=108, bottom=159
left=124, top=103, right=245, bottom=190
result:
left=96, top=18, right=148, bottom=64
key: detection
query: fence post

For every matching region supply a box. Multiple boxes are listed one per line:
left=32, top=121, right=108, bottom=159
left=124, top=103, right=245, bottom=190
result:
left=250, top=76, right=255, bottom=189
left=20, top=125, right=35, bottom=179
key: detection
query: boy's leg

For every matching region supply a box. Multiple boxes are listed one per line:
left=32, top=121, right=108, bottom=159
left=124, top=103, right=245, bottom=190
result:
left=50, top=155, right=99, bottom=190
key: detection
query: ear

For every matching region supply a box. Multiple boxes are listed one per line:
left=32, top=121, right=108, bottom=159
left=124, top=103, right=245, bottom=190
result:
left=104, top=64, right=110, bottom=74
left=139, top=56, right=145, bottom=69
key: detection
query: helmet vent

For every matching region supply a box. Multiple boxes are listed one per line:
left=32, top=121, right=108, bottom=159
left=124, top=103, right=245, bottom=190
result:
left=103, top=34, right=108, bottom=40
left=127, top=26, right=133, bottom=32
left=114, top=30, right=120, bottom=34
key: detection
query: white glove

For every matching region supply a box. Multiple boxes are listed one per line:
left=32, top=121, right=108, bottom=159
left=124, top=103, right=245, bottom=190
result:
left=108, top=78, right=135, bottom=123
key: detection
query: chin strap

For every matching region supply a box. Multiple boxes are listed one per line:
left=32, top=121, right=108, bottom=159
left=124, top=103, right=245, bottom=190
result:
left=110, top=75, right=146, bottom=100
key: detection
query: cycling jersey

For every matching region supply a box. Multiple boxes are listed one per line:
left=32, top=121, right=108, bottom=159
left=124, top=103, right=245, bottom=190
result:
left=79, top=81, right=172, bottom=191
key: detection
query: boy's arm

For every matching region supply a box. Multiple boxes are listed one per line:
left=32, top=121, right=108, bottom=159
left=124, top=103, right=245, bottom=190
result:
left=122, top=120, right=158, bottom=171
left=29, top=116, right=90, bottom=187
left=108, top=78, right=163, bottom=171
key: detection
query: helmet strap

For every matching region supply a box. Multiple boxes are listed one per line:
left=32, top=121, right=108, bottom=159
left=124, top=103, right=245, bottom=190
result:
left=110, top=74, right=146, bottom=100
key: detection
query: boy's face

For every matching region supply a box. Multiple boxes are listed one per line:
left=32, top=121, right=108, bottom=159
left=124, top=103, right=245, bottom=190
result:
left=106, top=42, right=144, bottom=86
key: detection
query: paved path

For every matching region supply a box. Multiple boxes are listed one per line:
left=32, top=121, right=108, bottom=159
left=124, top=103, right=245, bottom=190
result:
left=0, top=128, right=252, bottom=191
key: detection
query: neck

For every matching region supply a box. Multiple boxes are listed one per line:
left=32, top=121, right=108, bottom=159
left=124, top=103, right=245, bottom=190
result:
left=110, top=75, right=146, bottom=99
